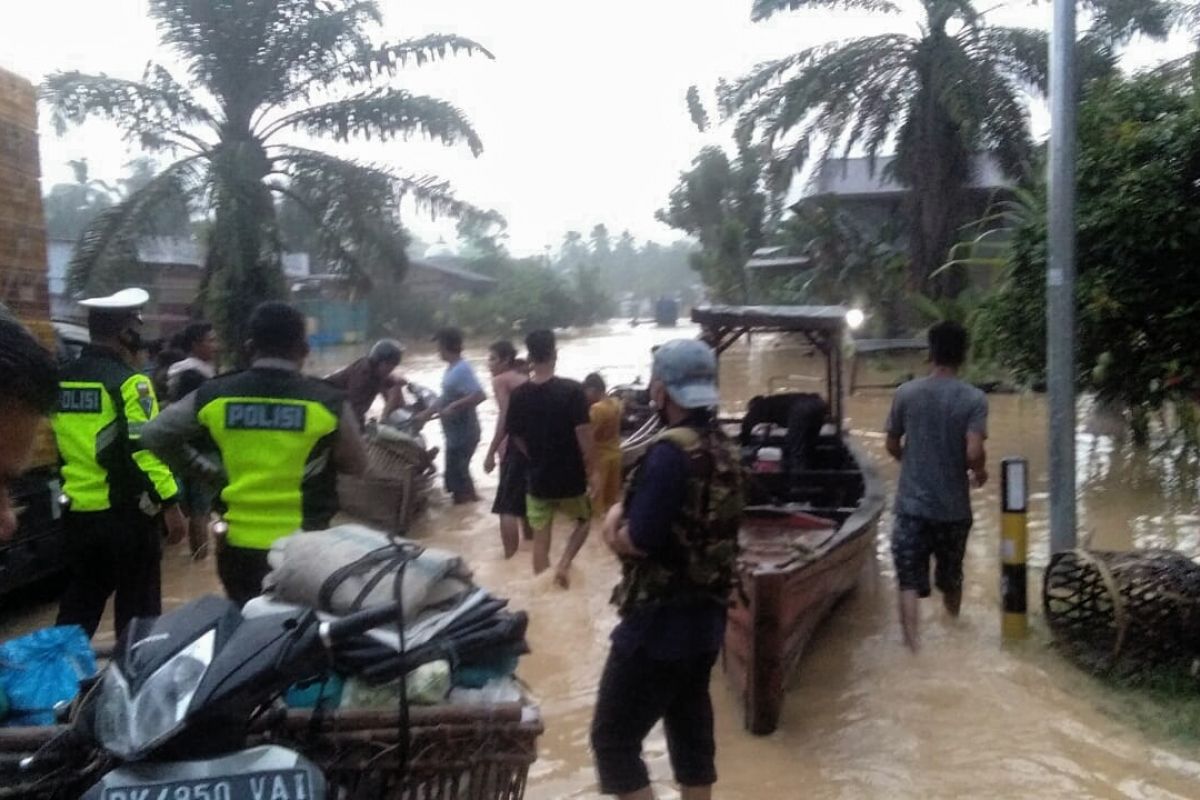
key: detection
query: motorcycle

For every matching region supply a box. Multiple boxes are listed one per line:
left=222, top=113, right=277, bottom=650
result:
left=20, top=594, right=404, bottom=799
left=381, top=381, right=439, bottom=437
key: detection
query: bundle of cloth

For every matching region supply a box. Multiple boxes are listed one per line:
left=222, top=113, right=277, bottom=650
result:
left=245, top=525, right=529, bottom=706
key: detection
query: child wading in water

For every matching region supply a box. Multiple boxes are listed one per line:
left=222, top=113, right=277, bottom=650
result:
left=584, top=373, right=623, bottom=517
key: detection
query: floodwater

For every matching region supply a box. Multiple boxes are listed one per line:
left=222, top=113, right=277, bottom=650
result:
left=7, top=322, right=1200, bottom=798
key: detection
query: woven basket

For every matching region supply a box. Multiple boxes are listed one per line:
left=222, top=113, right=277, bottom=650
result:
left=1043, top=548, right=1200, bottom=675
left=338, top=436, right=435, bottom=533
left=368, top=437, right=435, bottom=477
left=338, top=472, right=430, bottom=534
left=0, top=705, right=543, bottom=800
left=278, top=708, right=542, bottom=800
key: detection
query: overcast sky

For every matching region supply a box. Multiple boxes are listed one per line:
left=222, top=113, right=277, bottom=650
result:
left=0, top=0, right=1191, bottom=255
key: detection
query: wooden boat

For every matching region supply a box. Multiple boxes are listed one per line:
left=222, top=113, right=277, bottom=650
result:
left=693, top=305, right=886, bottom=735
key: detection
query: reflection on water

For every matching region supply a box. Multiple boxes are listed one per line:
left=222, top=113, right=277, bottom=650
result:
left=7, top=322, right=1200, bottom=798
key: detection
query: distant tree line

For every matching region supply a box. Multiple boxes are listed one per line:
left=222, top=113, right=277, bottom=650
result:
left=371, top=217, right=698, bottom=337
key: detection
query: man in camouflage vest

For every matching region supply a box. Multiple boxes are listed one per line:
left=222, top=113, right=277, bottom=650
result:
left=591, top=339, right=744, bottom=800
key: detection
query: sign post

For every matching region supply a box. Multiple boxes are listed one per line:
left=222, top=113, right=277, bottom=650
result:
left=1001, top=458, right=1029, bottom=641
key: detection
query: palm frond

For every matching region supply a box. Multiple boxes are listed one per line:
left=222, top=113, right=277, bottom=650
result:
left=347, top=34, right=495, bottom=83
left=1074, top=33, right=1123, bottom=83
left=718, top=53, right=806, bottom=118
left=148, top=0, right=277, bottom=105
left=751, top=0, right=901, bottom=22
left=686, top=86, right=710, bottom=133
left=744, top=35, right=916, bottom=165
left=259, top=0, right=383, bottom=104
left=269, top=179, right=404, bottom=287
left=1082, top=0, right=1176, bottom=45
left=42, top=67, right=214, bottom=151
left=764, top=136, right=811, bottom=196
left=67, top=158, right=205, bottom=296
left=960, top=27, right=1049, bottom=92
left=941, top=32, right=1037, bottom=176
left=273, top=146, right=500, bottom=284
left=276, top=147, right=495, bottom=227
left=266, top=88, right=483, bottom=155
left=1142, top=52, right=1199, bottom=88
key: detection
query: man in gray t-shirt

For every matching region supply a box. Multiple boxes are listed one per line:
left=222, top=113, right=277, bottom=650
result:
left=884, top=321, right=988, bottom=653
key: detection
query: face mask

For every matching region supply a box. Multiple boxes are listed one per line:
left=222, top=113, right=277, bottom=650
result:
left=650, top=383, right=670, bottom=424
left=119, top=325, right=143, bottom=354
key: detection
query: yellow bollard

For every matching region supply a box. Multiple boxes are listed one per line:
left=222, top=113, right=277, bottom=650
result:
left=1000, top=457, right=1029, bottom=640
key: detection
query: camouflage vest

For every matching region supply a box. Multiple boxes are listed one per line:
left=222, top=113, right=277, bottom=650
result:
left=611, top=424, right=745, bottom=615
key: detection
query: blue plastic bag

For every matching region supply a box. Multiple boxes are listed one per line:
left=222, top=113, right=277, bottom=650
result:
left=0, top=626, right=96, bottom=726
left=285, top=673, right=344, bottom=710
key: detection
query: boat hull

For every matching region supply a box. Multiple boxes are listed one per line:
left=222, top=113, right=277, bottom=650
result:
left=722, top=440, right=884, bottom=735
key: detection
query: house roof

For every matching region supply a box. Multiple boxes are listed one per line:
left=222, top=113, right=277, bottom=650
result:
left=745, top=255, right=813, bottom=271
left=136, top=237, right=204, bottom=267
left=809, top=155, right=1012, bottom=200
left=409, top=257, right=496, bottom=286
left=852, top=337, right=927, bottom=354
left=46, top=237, right=310, bottom=287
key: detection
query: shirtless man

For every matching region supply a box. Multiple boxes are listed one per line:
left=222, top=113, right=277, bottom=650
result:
left=483, top=341, right=531, bottom=557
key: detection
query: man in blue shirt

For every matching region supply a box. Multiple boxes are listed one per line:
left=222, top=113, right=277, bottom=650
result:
left=431, top=328, right=486, bottom=504
left=592, top=339, right=743, bottom=800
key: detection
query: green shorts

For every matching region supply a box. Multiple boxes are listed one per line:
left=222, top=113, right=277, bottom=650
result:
left=526, top=494, right=591, bottom=531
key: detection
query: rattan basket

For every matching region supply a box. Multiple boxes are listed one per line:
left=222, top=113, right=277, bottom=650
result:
left=1043, top=548, right=1200, bottom=675
left=338, top=435, right=435, bottom=533
left=274, top=706, right=542, bottom=800
left=338, top=472, right=420, bottom=533
left=0, top=704, right=544, bottom=800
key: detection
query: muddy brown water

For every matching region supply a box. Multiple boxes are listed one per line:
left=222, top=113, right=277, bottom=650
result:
left=7, top=323, right=1200, bottom=798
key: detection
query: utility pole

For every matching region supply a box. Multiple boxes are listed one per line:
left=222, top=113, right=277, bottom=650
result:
left=1047, top=0, right=1077, bottom=552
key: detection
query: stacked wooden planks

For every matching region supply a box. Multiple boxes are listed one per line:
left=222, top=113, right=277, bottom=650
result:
left=0, top=67, right=56, bottom=468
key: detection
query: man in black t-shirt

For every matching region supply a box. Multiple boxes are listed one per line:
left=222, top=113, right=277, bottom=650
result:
left=505, top=329, right=594, bottom=588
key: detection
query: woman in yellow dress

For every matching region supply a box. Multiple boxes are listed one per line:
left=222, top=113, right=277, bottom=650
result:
left=583, top=373, right=623, bottom=516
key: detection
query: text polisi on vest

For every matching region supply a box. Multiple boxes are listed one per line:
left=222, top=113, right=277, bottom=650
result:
left=224, top=402, right=308, bottom=431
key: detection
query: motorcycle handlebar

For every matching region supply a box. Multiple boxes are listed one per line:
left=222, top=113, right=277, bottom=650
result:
left=321, top=602, right=402, bottom=644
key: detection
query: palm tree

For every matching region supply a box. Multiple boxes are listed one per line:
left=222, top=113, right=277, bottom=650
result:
left=44, top=0, right=493, bottom=348
left=43, top=159, right=116, bottom=240
left=727, top=0, right=1180, bottom=296
left=724, top=0, right=1053, bottom=294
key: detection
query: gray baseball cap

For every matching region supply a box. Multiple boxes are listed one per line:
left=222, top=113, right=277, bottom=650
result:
left=652, top=339, right=720, bottom=409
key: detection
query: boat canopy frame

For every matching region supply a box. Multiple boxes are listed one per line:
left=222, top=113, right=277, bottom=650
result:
left=692, top=304, right=849, bottom=430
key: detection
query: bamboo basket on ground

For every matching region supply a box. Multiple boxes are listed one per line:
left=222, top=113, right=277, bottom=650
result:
left=1043, top=548, right=1200, bottom=675
left=339, top=434, right=435, bottom=533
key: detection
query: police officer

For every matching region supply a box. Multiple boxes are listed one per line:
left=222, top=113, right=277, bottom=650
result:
left=142, top=301, right=367, bottom=606
left=52, top=288, right=187, bottom=640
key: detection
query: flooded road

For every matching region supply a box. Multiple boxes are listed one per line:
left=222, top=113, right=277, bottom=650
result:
left=7, top=322, right=1200, bottom=798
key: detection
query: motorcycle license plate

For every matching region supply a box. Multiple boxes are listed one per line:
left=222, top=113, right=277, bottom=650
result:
left=102, top=769, right=313, bottom=800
